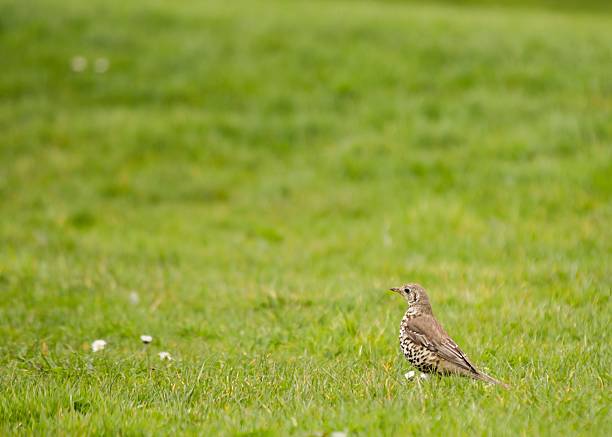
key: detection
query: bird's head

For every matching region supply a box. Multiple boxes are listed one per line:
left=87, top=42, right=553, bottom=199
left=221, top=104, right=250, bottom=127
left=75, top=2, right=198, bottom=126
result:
left=389, top=283, right=432, bottom=312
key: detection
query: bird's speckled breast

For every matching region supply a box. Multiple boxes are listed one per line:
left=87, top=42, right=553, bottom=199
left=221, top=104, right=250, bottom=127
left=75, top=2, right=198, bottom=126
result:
left=399, top=310, right=439, bottom=373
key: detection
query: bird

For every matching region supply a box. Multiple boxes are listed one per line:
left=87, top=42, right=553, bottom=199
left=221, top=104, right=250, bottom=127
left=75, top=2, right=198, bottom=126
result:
left=389, top=283, right=509, bottom=388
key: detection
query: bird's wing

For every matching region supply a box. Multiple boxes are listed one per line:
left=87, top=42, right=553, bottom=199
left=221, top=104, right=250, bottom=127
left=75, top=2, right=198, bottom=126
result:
left=403, top=315, right=479, bottom=374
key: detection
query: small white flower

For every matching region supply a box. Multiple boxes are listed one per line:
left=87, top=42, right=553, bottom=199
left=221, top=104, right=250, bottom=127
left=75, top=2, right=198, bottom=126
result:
left=91, top=339, right=107, bottom=352
left=158, top=351, right=173, bottom=361
left=129, top=291, right=140, bottom=305
left=140, top=335, right=153, bottom=344
left=94, top=57, right=109, bottom=73
left=71, top=56, right=87, bottom=72
left=420, top=372, right=429, bottom=380
left=331, top=432, right=347, bottom=437
left=404, top=370, right=416, bottom=380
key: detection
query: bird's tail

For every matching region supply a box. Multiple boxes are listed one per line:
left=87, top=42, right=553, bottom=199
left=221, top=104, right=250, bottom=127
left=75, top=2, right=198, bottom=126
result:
left=473, top=371, right=510, bottom=389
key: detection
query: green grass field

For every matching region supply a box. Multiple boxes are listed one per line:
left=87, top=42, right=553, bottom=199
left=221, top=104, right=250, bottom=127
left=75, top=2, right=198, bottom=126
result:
left=1, top=0, right=611, bottom=434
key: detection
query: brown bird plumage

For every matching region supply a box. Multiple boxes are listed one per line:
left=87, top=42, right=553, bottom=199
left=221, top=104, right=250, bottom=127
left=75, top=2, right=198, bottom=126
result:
left=390, top=283, right=509, bottom=388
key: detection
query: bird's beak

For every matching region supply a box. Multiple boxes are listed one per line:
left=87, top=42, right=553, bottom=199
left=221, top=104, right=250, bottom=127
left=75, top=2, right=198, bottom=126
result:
left=389, top=287, right=400, bottom=293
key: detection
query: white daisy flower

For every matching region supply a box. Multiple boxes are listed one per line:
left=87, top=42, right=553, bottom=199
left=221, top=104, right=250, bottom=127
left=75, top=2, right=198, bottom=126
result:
left=129, top=291, right=140, bottom=305
left=91, top=339, right=107, bottom=352
left=158, top=351, right=173, bottom=361
left=94, top=57, right=109, bottom=73
left=140, top=335, right=153, bottom=344
left=404, top=370, right=416, bottom=380
left=71, top=56, right=87, bottom=72
left=420, top=372, right=429, bottom=379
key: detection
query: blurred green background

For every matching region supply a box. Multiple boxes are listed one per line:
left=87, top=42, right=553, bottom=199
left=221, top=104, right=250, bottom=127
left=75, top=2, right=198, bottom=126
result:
left=1, top=0, right=610, bottom=435
left=401, top=0, right=612, bottom=11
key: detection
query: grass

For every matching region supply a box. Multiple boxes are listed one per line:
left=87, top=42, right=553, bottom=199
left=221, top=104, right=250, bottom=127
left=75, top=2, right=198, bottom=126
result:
left=0, top=0, right=611, bottom=434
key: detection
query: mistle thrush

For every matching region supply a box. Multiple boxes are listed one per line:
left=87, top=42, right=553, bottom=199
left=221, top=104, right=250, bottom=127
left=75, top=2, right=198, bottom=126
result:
left=390, top=283, right=508, bottom=388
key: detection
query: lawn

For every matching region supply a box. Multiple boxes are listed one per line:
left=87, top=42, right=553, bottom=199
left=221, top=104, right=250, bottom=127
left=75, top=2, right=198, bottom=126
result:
left=0, top=0, right=610, bottom=435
